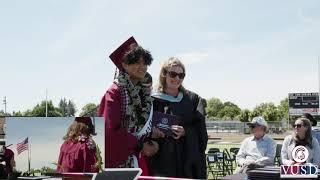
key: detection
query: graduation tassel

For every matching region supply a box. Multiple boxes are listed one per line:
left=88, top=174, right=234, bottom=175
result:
left=113, top=67, right=118, bottom=80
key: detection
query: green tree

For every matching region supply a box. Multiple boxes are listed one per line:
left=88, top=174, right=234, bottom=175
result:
left=58, top=98, right=76, bottom=117
left=12, top=111, right=23, bottom=116
left=0, top=110, right=11, bottom=116
left=23, top=109, right=33, bottom=116
left=206, top=97, right=224, bottom=120
left=218, top=101, right=241, bottom=120
left=28, top=100, right=63, bottom=117
left=238, top=109, right=251, bottom=122
left=67, top=100, right=76, bottom=116
left=40, top=166, right=56, bottom=174
left=0, top=110, right=5, bottom=116
left=58, top=98, right=68, bottom=116
left=278, top=97, right=289, bottom=120
left=79, top=103, right=98, bottom=117
left=252, top=102, right=281, bottom=121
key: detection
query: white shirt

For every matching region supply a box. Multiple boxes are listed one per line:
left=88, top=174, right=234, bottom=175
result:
left=236, top=134, right=276, bottom=166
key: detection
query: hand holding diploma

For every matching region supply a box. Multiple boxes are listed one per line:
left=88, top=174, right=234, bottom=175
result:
left=171, top=125, right=185, bottom=139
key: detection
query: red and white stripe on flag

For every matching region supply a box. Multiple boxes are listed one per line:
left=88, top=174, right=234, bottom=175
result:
left=17, top=137, right=28, bottom=155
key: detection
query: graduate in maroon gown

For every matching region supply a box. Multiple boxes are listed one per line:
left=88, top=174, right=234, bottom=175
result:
left=4, top=147, right=15, bottom=175
left=97, top=37, right=163, bottom=175
left=0, top=146, right=15, bottom=178
left=57, top=117, right=101, bottom=173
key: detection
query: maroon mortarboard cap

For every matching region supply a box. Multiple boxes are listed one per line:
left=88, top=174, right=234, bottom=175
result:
left=109, top=36, right=138, bottom=71
left=75, top=117, right=95, bottom=135
left=4, top=148, right=14, bottom=160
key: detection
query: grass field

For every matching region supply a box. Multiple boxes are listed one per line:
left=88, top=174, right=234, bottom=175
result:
left=206, top=143, right=240, bottom=153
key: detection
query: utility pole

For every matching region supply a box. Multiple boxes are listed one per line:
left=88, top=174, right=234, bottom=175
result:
left=45, top=89, right=48, bottom=117
left=3, top=96, right=7, bottom=115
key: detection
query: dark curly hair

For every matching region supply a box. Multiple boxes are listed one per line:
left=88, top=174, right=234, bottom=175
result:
left=123, top=46, right=153, bottom=66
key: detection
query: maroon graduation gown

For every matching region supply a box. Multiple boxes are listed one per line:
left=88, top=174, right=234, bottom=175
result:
left=98, top=83, right=139, bottom=168
left=57, top=139, right=98, bottom=173
left=4, top=148, right=14, bottom=175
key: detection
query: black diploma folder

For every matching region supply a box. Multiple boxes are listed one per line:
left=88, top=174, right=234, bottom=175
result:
left=152, top=111, right=179, bottom=136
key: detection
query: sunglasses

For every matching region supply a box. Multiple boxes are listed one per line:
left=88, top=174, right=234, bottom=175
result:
left=249, top=125, right=257, bottom=128
left=293, top=124, right=304, bottom=128
left=167, top=71, right=185, bottom=79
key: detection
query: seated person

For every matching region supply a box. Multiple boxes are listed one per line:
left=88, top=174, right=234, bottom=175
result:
left=57, top=117, right=101, bottom=173
left=236, top=116, right=276, bottom=173
left=302, top=113, right=320, bottom=145
left=281, top=117, right=320, bottom=165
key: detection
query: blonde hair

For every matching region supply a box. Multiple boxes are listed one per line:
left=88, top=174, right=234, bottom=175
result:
left=63, top=121, right=90, bottom=141
left=156, top=57, right=186, bottom=92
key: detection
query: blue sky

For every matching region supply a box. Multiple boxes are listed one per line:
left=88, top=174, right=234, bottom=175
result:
left=1, top=0, right=320, bottom=113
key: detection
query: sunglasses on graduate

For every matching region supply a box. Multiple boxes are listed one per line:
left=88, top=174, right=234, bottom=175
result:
left=293, top=124, right=304, bottom=128
left=167, top=71, right=185, bottom=79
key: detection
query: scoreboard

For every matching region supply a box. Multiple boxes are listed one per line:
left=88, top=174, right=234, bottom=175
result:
left=288, top=93, right=319, bottom=116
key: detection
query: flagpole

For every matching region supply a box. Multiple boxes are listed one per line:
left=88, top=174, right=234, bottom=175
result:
left=28, top=138, right=31, bottom=174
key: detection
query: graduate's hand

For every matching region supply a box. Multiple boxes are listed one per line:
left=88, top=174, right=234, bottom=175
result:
left=152, top=127, right=165, bottom=138
left=142, top=141, right=159, bottom=157
left=171, top=125, right=185, bottom=139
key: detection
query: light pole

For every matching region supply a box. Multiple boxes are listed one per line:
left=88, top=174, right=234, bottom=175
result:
left=45, top=89, right=48, bottom=117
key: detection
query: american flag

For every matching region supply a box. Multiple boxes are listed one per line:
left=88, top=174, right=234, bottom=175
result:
left=17, top=137, right=28, bottom=155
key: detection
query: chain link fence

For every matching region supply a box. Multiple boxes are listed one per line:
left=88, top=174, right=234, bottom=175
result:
left=206, top=119, right=288, bottom=134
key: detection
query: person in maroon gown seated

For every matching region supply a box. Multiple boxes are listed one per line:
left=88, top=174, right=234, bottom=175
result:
left=57, top=117, right=100, bottom=173
left=97, top=37, right=164, bottom=176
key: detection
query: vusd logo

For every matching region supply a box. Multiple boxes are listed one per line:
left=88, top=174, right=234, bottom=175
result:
left=280, top=146, right=318, bottom=178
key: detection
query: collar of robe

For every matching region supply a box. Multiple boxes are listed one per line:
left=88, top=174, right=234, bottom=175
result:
left=151, top=91, right=183, bottom=102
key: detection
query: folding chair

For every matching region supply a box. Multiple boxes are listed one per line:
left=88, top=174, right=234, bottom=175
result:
left=223, top=148, right=235, bottom=175
left=274, top=144, right=282, bottom=166
left=208, top=148, right=220, bottom=154
left=229, top=147, right=240, bottom=169
left=206, top=149, right=224, bottom=179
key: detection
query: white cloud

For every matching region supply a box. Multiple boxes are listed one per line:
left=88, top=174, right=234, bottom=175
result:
left=175, top=52, right=210, bottom=65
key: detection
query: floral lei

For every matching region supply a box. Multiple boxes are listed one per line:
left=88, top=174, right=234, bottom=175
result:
left=117, top=71, right=153, bottom=126
left=78, top=135, right=96, bottom=150
left=78, top=134, right=103, bottom=171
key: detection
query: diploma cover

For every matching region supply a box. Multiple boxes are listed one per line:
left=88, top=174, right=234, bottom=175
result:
left=152, top=111, right=179, bottom=136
